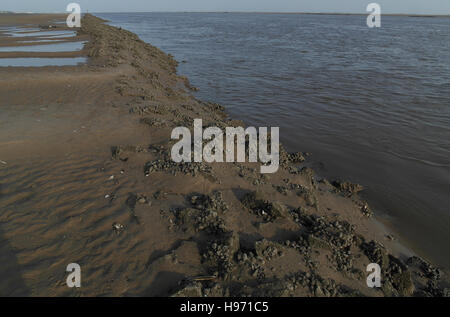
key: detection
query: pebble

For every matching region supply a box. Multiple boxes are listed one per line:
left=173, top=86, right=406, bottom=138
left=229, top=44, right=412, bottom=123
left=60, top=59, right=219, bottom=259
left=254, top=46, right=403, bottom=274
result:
left=138, top=197, right=147, bottom=204
left=385, top=234, right=395, bottom=241
left=112, top=222, right=124, bottom=234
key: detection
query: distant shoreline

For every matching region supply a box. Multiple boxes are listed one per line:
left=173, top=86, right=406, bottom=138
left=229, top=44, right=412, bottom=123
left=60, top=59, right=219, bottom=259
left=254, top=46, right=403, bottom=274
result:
left=2, top=12, right=450, bottom=18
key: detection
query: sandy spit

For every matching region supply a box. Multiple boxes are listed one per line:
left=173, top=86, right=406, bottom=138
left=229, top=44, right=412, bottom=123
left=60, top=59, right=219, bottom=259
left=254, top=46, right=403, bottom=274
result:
left=0, top=13, right=448, bottom=297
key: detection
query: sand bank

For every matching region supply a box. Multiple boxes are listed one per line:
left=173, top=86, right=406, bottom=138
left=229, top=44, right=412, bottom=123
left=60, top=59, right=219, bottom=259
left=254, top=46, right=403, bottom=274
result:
left=0, top=13, right=447, bottom=296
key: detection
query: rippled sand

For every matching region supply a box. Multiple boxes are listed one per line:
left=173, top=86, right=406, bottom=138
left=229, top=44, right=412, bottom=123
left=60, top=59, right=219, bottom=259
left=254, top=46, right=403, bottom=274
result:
left=0, top=14, right=447, bottom=297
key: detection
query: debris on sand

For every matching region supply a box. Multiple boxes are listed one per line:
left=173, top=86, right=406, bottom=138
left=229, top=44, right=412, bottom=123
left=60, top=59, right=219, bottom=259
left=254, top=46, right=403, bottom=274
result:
left=332, top=180, right=364, bottom=197
left=241, top=190, right=289, bottom=222
left=112, top=222, right=125, bottom=234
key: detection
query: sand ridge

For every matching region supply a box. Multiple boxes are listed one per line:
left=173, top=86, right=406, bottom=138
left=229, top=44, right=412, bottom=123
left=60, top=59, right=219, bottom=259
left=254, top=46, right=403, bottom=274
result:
left=0, top=13, right=448, bottom=297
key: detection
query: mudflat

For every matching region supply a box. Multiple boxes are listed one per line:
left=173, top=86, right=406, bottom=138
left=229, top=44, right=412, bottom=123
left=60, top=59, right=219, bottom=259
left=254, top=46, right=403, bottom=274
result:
left=0, top=13, right=447, bottom=296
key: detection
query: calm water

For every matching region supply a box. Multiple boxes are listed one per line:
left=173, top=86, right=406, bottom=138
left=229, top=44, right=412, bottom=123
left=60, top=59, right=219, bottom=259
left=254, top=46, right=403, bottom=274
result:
left=0, top=57, right=86, bottom=67
left=0, top=41, right=86, bottom=52
left=97, top=13, right=450, bottom=269
left=4, top=30, right=76, bottom=38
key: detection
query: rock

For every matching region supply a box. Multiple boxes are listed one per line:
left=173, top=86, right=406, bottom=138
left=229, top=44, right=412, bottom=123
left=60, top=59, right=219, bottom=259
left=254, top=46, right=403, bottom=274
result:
left=288, top=152, right=306, bottom=163
left=202, top=235, right=235, bottom=277
left=361, top=241, right=390, bottom=271
left=241, top=191, right=289, bottom=221
left=319, top=178, right=332, bottom=186
left=255, top=239, right=284, bottom=260
left=360, top=202, right=373, bottom=217
left=406, top=256, right=441, bottom=281
left=112, top=222, right=124, bottom=234
left=138, top=197, right=147, bottom=204
left=171, top=282, right=203, bottom=297
left=314, top=284, right=324, bottom=296
left=391, top=270, right=415, bottom=297
left=381, top=280, right=398, bottom=297
left=332, top=180, right=364, bottom=196
left=271, top=201, right=289, bottom=218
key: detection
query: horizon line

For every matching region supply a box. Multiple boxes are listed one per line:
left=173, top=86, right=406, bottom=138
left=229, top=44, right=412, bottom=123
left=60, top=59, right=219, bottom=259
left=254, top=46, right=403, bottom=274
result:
left=2, top=10, right=450, bottom=17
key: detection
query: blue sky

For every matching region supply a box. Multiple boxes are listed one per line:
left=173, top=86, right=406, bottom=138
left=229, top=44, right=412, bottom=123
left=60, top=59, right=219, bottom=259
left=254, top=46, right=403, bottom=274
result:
left=2, top=0, right=450, bottom=14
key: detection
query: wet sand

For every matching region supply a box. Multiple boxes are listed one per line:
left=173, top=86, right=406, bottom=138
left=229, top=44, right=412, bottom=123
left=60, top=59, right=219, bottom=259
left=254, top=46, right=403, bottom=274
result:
left=0, top=13, right=448, bottom=296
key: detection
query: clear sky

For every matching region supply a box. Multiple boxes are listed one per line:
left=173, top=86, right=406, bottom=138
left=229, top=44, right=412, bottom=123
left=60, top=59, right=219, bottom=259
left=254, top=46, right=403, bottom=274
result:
left=2, top=0, right=450, bottom=15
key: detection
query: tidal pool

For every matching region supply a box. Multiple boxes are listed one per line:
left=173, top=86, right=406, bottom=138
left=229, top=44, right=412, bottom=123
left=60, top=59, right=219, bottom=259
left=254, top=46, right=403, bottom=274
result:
left=0, top=41, right=86, bottom=52
left=6, top=30, right=77, bottom=38
left=0, top=57, right=87, bottom=67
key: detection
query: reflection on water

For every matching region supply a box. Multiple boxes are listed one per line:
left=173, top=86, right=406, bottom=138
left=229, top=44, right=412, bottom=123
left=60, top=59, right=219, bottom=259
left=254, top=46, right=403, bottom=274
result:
left=38, top=33, right=77, bottom=39
left=0, top=57, right=87, bottom=67
left=5, top=30, right=77, bottom=38
left=0, top=27, right=41, bottom=34
left=17, top=39, right=65, bottom=44
left=0, top=41, right=86, bottom=52
left=98, top=12, right=450, bottom=269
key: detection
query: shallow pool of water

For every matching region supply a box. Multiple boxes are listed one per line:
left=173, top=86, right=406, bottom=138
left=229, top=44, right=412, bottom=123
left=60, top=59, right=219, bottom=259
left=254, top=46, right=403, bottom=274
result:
left=0, top=41, right=86, bottom=52
left=0, top=57, right=87, bottom=67
left=0, top=28, right=40, bottom=35
left=0, top=27, right=41, bottom=32
left=38, top=33, right=77, bottom=39
left=6, top=30, right=77, bottom=38
left=17, top=38, right=66, bottom=44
